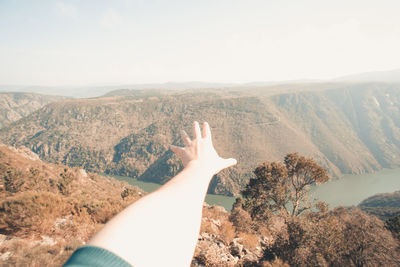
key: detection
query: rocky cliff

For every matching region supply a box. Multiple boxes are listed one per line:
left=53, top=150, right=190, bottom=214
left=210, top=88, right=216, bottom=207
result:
left=0, top=92, right=63, bottom=129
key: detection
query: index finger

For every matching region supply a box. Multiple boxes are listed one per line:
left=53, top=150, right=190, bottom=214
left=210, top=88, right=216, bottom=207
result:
left=181, top=130, right=191, bottom=146
left=202, top=121, right=212, bottom=140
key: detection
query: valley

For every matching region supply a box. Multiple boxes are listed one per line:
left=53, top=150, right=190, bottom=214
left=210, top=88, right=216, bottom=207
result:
left=1, top=82, right=400, bottom=196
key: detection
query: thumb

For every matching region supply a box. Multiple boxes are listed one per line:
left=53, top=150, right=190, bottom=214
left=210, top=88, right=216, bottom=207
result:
left=222, top=158, right=237, bottom=169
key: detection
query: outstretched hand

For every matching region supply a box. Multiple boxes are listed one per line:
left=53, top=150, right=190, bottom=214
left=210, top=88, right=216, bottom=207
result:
left=82, top=121, right=237, bottom=267
left=170, top=121, right=237, bottom=176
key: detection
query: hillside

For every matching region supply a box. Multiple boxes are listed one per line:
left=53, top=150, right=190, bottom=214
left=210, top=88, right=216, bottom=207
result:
left=1, top=143, right=399, bottom=267
left=1, top=83, right=400, bottom=195
left=359, top=191, right=400, bottom=220
left=0, top=92, right=63, bottom=129
left=0, top=143, right=143, bottom=266
left=0, top=142, right=273, bottom=266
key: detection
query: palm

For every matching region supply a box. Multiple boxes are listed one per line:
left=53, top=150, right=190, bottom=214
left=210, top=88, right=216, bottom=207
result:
left=171, top=121, right=237, bottom=175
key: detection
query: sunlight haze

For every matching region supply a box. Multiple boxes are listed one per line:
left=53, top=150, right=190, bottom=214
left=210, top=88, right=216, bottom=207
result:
left=1, top=0, right=400, bottom=86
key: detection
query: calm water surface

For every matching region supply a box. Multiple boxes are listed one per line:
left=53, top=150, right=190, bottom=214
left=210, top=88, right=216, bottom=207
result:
left=312, top=168, right=400, bottom=207
left=110, top=168, right=400, bottom=212
left=109, top=174, right=236, bottom=211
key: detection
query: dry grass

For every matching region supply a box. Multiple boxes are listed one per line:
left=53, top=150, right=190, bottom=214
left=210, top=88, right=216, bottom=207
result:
left=0, top=238, right=83, bottom=267
left=219, top=221, right=236, bottom=245
left=0, top=143, right=143, bottom=266
left=237, top=232, right=260, bottom=250
left=261, top=257, right=290, bottom=267
left=0, top=191, right=74, bottom=236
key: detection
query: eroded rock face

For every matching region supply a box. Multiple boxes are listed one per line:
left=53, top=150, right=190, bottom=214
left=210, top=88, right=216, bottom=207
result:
left=0, top=92, right=62, bottom=129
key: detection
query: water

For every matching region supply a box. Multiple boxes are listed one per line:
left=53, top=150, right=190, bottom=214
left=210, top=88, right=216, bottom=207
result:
left=312, top=168, right=400, bottom=208
left=109, top=168, right=400, bottom=212
left=109, top=174, right=236, bottom=211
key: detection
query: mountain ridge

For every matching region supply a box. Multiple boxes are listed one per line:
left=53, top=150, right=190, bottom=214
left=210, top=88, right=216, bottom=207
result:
left=1, top=83, right=400, bottom=195
left=335, top=68, right=400, bottom=83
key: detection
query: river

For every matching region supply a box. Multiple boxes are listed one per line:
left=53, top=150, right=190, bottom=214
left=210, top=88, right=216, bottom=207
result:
left=312, top=167, right=400, bottom=208
left=110, top=168, right=400, bottom=212
left=109, top=175, right=237, bottom=211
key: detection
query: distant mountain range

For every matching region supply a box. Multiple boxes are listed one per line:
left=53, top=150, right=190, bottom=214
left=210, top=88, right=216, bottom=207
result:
left=0, top=81, right=311, bottom=98
left=1, top=82, right=400, bottom=196
left=1, top=68, right=399, bottom=98
left=335, top=68, right=400, bottom=83
left=0, top=83, right=235, bottom=98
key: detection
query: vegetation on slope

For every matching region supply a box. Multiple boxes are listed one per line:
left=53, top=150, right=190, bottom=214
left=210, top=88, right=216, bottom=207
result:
left=0, top=143, right=143, bottom=266
left=1, top=83, right=400, bottom=195
left=358, top=191, right=400, bottom=220
left=272, top=83, right=400, bottom=173
left=0, top=92, right=63, bottom=129
left=194, top=154, right=400, bottom=266
left=1, top=146, right=399, bottom=266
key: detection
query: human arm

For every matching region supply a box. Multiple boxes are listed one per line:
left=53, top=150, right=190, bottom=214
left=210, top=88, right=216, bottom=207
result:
left=87, top=121, right=237, bottom=267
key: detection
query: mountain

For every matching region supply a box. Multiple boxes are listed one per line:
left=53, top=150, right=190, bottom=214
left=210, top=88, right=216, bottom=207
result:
left=1, top=83, right=400, bottom=195
left=0, top=82, right=236, bottom=98
left=359, top=191, right=400, bottom=220
left=0, top=80, right=324, bottom=98
left=0, top=92, right=63, bottom=129
left=335, top=69, right=400, bottom=83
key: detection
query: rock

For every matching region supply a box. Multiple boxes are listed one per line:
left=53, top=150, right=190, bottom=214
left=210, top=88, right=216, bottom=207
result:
left=195, top=234, right=239, bottom=266
left=55, top=216, right=74, bottom=229
left=212, top=205, right=227, bottom=213
left=230, top=242, right=243, bottom=257
left=0, top=234, right=7, bottom=245
left=0, top=252, right=11, bottom=261
left=210, top=218, right=221, bottom=227
left=79, top=169, right=88, bottom=178
left=40, top=235, right=57, bottom=246
left=17, top=146, right=40, bottom=161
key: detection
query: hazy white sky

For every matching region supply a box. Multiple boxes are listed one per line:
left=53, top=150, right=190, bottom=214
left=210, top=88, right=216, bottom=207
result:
left=1, top=0, right=400, bottom=86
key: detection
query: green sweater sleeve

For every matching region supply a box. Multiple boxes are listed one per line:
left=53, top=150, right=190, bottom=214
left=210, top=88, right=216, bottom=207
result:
left=63, top=246, right=132, bottom=267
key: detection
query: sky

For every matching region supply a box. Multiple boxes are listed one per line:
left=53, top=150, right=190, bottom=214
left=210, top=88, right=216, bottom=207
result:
left=1, top=0, right=400, bottom=86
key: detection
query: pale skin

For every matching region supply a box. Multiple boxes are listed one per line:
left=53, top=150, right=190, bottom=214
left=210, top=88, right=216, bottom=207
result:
left=88, top=121, right=237, bottom=267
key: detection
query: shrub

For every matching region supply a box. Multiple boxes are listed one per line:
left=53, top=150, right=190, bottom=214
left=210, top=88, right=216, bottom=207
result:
left=262, top=208, right=400, bottom=267
left=386, top=214, right=400, bottom=241
left=3, top=167, right=24, bottom=193
left=219, top=221, right=236, bottom=245
left=230, top=198, right=255, bottom=234
left=0, top=191, right=71, bottom=236
left=238, top=232, right=260, bottom=250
